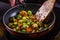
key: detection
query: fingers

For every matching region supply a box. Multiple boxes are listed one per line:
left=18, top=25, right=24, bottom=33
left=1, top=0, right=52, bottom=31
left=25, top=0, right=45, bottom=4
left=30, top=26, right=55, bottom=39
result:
left=9, top=0, right=15, bottom=7
left=9, top=0, right=24, bottom=7
left=19, top=0, right=24, bottom=3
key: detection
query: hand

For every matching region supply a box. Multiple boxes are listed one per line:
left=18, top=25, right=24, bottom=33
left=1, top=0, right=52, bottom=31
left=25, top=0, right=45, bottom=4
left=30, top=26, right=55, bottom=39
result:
left=9, top=0, right=23, bottom=7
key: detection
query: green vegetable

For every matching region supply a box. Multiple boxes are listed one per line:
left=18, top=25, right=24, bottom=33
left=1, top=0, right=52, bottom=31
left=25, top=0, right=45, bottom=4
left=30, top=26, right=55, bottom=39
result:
left=22, top=17, right=26, bottom=19
left=21, top=29, right=26, bottom=32
left=16, top=14, right=22, bottom=19
left=27, top=10, right=32, bottom=15
left=32, top=23, right=38, bottom=28
left=18, top=20, right=23, bottom=23
left=39, top=27, right=44, bottom=30
left=44, top=24, right=48, bottom=27
left=12, top=25, right=16, bottom=28
left=18, top=31, right=21, bottom=32
left=9, top=17, right=15, bottom=21
left=13, top=28, right=16, bottom=31
left=23, top=23, right=29, bottom=28
left=13, top=22, right=18, bottom=26
left=27, top=22, right=31, bottom=25
left=26, top=16, right=29, bottom=19
left=16, top=26, right=19, bottom=30
left=31, top=22, right=35, bottom=25
left=32, top=30, right=35, bottom=33
left=8, top=23, right=13, bottom=27
left=38, top=22, right=43, bottom=27
left=22, top=19, right=27, bottom=23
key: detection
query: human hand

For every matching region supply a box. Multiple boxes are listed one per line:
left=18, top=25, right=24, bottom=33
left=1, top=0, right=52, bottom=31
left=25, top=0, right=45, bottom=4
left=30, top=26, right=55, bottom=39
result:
left=9, top=0, right=23, bottom=7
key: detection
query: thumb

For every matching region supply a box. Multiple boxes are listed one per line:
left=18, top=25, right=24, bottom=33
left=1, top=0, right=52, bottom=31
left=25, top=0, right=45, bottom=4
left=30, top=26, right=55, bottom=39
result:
left=9, top=0, right=15, bottom=7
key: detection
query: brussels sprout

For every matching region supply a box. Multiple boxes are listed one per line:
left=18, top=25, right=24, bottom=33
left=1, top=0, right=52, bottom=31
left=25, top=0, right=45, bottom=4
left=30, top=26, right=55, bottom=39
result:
left=32, top=30, right=35, bottom=33
left=31, top=22, right=35, bottom=25
left=13, top=19, right=17, bottom=22
left=39, top=27, right=44, bottom=30
left=23, top=19, right=27, bottom=23
left=38, top=22, right=43, bottom=27
left=26, top=20, right=32, bottom=25
left=8, top=23, right=13, bottom=27
left=16, top=26, right=19, bottom=30
left=13, top=22, right=18, bottom=26
left=12, top=25, right=16, bottom=28
left=32, top=23, right=38, bottom=28
left=26, top=16, right=29, bottom=19
left=27, top=10, right=32, bottom=15
left=18, top=20, right=23, bottom=23
left=21, top=29, right=26, bottom=32
left=18, top=31, right=21, bottom=32
left=13, top=28, right=16, bottom=31
left=23, top=23, right=29, bottom=28
left=16, top=26, right=20, bottom=31
left=9, top=17, right=15, bottom=21
left=16, top=14, right=22, bottom=19
left=44, top=24, right=48, bottom=27
left=22, top=17, right=26, bottom=19
left=30, top=15, right=35, bottom=20
left=27, top=22, right=31, bottom=25
left=20, top=10, right=27, bottom=16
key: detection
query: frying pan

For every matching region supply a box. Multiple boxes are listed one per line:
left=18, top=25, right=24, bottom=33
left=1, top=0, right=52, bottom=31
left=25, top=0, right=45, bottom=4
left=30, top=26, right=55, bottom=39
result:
left=3, top=0, right=56, bottom=38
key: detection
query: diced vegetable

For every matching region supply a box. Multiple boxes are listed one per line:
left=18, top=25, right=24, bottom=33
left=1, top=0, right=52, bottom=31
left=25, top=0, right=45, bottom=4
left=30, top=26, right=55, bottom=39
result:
left=26, top=27, right=32, bottom=33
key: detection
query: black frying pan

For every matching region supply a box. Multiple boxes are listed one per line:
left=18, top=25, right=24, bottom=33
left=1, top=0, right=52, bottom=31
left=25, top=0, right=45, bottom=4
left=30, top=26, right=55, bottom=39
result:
left=3, top=0, right=56, bottom=38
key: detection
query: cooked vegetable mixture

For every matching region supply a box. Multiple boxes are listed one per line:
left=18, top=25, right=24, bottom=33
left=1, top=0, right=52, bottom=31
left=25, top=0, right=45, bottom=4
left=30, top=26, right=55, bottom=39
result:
left=7, top=10, right=48, bottom=33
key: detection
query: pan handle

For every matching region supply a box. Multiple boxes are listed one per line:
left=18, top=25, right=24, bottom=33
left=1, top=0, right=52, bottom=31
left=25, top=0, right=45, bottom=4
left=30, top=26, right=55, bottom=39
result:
left=16, top=0, right=26, bottom=7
